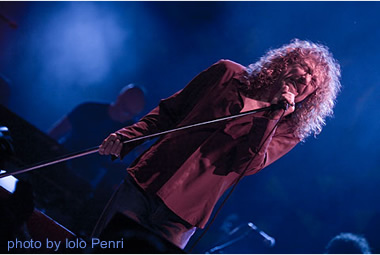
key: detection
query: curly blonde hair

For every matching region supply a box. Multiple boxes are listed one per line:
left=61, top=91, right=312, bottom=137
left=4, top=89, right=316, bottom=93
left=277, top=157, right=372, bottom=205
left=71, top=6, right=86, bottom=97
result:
left=241, top=39, right=341, bottom=140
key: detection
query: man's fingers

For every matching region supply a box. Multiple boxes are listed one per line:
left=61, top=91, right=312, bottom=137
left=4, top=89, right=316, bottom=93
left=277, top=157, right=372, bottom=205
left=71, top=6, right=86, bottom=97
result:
left=281, top=92, right=295, bottom=105
left=269, top=85, right=297, bottom=119
left=104, top=140, right=115, bottom=155
left=110, top=139, right=122, bottom=157
left=99, top=133, right=121, bottom=155
left=99, top=138, right=111, bottom=155
left=282, top=84, right=290, bottom=92
left=99, top=140, right=108, bottom=155
left=281, top=92, right=296, bottom=114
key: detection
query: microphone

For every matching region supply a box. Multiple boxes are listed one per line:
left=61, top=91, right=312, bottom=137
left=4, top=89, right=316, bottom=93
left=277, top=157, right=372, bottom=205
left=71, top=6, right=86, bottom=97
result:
left=271, top=100, right=289, bottom=111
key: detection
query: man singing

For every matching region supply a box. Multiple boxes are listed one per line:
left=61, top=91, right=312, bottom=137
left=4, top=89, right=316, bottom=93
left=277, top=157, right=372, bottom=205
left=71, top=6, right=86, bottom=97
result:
left=93, top=39, right=341, bottom=249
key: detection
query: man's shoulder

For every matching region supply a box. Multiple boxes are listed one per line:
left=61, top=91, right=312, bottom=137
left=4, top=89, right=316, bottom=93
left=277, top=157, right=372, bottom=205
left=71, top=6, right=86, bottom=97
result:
left=70, top=102, right=109, bottom=118
left=213, top=59, right=246, bottom=73
left=74, top=102, right=108, bottom=111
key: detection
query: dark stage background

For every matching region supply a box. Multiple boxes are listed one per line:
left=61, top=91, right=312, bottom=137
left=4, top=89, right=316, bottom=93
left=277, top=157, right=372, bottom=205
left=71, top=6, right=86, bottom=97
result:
left=0, top=1, right=379, bottom=253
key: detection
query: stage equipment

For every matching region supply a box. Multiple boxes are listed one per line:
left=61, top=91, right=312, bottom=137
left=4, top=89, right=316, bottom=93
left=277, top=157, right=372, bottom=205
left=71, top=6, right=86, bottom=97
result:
left=206, top=222, right=275, bottom=254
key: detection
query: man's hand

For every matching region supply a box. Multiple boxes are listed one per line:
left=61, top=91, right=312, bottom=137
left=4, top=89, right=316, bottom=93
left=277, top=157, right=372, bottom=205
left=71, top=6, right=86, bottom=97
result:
left=99, top=133, right=123, bottom=157
left=268, top=83, right=296, bottom=119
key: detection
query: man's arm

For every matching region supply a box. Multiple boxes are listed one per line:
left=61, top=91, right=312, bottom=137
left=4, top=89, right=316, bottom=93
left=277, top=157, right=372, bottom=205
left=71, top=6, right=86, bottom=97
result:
left=48, top=103, right=91, bottom=141
left=99, top=60, right=231, bottom=158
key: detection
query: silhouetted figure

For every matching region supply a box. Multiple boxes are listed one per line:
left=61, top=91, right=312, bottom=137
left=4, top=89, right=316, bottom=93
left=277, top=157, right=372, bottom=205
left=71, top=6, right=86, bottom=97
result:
left=48, top=84, right=145, bottom=190
left=48, top=84, right=146, bottom=235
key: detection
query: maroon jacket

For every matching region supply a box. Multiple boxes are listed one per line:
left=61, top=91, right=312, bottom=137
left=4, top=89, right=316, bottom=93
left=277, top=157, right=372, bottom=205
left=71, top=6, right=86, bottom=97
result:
left=116, top=60, right=300, bottom=228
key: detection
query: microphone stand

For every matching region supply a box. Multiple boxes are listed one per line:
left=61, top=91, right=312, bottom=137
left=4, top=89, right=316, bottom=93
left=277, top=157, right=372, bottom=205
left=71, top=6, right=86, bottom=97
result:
left=0, top=104, right=284, bottom=179
left=206, top=222, right=275, bottom=254
left=206, top=224, right=252, bottom=254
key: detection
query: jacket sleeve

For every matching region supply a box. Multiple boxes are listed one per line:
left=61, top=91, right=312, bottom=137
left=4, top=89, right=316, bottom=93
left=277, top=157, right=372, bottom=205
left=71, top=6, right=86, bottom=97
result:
left=116, top=60, right=230, bottom=159
left=231, top=117, right=300, bottom=176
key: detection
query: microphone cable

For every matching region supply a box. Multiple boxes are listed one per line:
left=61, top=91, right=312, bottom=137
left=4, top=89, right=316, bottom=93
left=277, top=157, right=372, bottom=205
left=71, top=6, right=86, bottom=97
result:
left=187, top=107, right=286, bottom=253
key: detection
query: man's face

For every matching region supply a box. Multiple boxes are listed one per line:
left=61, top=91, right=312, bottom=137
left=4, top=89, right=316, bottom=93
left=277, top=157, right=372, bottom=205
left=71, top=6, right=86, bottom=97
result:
left=282, top=61, right=316, bottom=103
